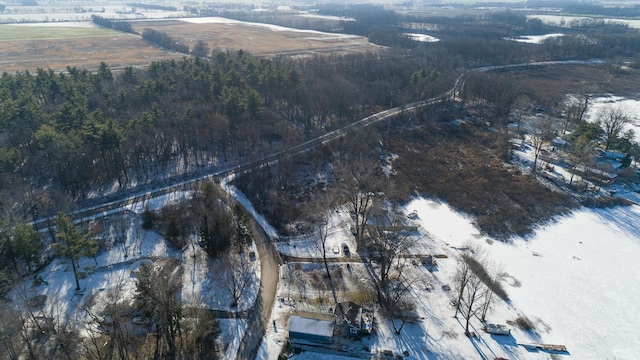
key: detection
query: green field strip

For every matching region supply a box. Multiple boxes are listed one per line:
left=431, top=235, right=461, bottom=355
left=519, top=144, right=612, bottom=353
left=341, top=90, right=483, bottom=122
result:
left=0, top=26, right=120, bottom=41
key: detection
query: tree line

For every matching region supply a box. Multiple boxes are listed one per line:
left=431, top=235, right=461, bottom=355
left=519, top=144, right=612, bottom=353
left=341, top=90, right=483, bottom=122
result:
left=141, top=28, right=190, bottom=55
left=91, top=15, right=134, bottom=34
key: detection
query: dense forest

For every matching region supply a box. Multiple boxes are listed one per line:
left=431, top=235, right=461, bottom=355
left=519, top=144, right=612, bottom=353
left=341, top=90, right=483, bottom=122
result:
left=0, top=49, right=455, bottom=206
left=0, top=7, right=640, bottom=359
left=0, top=11, right=639, bottom=224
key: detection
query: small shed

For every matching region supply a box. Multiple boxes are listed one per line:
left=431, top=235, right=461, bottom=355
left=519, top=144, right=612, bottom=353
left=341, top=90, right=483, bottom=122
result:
left=288, top=313, right=335, bottom=344
left=421, top=255, right=437, bottom=266
left=484, top=323, right=510, bottom=335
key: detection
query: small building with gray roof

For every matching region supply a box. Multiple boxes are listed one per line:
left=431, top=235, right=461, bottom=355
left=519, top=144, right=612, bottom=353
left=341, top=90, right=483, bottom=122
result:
left=287, top=312, right=335, bottom=344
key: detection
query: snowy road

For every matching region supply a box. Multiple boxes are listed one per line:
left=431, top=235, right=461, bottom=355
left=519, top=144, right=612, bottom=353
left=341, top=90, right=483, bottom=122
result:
left=47, top=59, right=601, bottom=360
left=234, top=207, right=282, bottom=360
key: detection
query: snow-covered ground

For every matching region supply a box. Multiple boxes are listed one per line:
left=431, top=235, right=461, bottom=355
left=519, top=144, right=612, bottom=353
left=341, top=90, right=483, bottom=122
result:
left=504, top=33, right=566, bottom=44
left=407, top=198, right=640, bottom=359
left=6, top=21, right=99, bottom=28
left=8, top=189, right=256, bottom=356
left=258, top=192, right=640, bottom=359
left=528, top=15, right=640, bottom=29
left=404, top=33, right=440, bottom=43
left=180, top=17, right=361, bottom=40
left=586, top=95, right=640, bottom=142
left=297, top=13, right=356, bottom=22
left=0, top=6, right=188, bottom=23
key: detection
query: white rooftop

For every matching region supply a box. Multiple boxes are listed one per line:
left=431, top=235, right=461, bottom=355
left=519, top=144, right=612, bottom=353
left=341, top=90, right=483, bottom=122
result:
left=288, top=316, right=335, bottom=338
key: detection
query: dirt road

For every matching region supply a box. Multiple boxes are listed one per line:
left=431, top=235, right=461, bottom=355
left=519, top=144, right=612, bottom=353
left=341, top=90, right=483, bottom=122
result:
left=234, top=212, right=282, bottom=360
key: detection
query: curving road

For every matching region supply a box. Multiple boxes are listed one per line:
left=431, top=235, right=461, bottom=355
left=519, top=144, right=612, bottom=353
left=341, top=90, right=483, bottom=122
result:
left=61, top=60, right=598, bottom=226
left=50, top=59, right=598, bottom=360
left=234, top=211, right=282, bottom=360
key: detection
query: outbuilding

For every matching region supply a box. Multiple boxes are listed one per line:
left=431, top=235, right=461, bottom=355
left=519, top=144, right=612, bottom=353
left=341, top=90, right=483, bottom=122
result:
left=288, top=313, right=335, bottom=344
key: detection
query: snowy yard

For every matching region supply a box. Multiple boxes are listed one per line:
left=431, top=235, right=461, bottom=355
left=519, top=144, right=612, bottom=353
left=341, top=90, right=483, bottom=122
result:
left=9, top=118, right=640, bottom=359
left=8, top=190, right=258, bottom=357
left=258, top=196, right=640, bottom=359
left=10, top=174, right=640, bottom=359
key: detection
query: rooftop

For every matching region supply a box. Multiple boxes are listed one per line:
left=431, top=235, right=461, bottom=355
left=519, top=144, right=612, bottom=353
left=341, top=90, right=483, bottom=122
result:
left=288, top=315, right=335, bottom=338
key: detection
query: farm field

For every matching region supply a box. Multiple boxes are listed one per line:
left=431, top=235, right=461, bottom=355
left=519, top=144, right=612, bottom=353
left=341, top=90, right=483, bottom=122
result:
left=0, top=17, right=382, bottom=73
left=0, top=25, right=183, bottom=73
left=0, top=23, right=116, bottom=41
left=130, top=18, right=382, bottom=57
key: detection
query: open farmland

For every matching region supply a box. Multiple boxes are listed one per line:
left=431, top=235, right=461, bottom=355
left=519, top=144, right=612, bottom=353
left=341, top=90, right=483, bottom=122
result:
left=0, top=17, right=382, bottom=73
left=0, top=24, right=117, bottom=41
left=130, top=18, right=383, bottom=57
left=0, top=24, right=184, bottom=73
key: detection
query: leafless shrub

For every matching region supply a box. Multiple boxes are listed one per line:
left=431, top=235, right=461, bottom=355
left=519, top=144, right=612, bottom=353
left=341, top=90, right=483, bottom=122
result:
left=514, top=316, right=534, bottom=331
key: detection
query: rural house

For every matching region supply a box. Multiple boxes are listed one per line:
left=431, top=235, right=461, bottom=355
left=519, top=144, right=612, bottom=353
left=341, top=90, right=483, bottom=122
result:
left=335, top=301, right=373, bottom=337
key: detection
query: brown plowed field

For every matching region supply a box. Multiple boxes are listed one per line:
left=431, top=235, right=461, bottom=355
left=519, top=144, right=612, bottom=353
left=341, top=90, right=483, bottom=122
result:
left=0, top=31, right=183, bottom=73
left=130, top=19, right=382, bottom=57
left=0, top=19, right=382, bottom=73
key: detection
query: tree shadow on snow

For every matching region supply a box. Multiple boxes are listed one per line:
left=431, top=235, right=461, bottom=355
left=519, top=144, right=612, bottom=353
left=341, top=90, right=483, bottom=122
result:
left=592, top=206, right=640, bottom=240
left=388, top=320, right=460, bottom=359
left=490, top=333, right=521, bottom=359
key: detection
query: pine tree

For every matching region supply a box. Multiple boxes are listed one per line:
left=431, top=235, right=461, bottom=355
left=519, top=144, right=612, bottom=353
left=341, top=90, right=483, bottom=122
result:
left=53, top=213, right=97, bottom=290
left=141, top=205, right=156, bottom=230
left=13, top=222, right=42, bottom=273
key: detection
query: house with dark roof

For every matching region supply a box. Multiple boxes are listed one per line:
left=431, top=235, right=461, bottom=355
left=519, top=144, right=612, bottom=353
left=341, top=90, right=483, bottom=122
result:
left=335, top=301, right=373, bottom=337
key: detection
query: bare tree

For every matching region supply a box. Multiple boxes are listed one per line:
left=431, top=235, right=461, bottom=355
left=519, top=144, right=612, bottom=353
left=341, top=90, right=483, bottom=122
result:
left=599, top=105, right=633, bottom=151
left=510, top=95, right=533, bottom=136
left=84, top=275, right=139, bottom=360
left=567, top=136, right=597, bottom=184
left=182, top=307, right=221, bottom=359
left=453, top=249, right=507, bottom=335
left=453, top=253, right=472, bottom=318
left=315, top=215, right=332, bottom=283
left=0, top=301, right=23, bottom=360
left=367, top=201, right=415, bottom=304
left=527, top=116, right=556, bottom=174
left=217, top=253, right=257, bottom=307
left=479, top=286, right=495, bottom=323
left=335, top=155, right=384, bottom=246
left=459, top=266, right=487, bottom=336
left=386, top=277, right=415, bottom=334
left=563, top=91, right=593, bottom=133
left=306, top=192, right=338, bottom=284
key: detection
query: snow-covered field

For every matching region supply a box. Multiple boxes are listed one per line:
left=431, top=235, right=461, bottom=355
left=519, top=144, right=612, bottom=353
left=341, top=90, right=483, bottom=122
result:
left=180, top=17, right=361, bottom=40
left=258, top=194, right=640, bottom=359
left=504, top=33, right=566, bottom=44
left=407, top=199, right=640, bottom=359
left=528, top=15, right=640, bottom=29
left=586, top=95, right=640, bottom=142
left=0, top=6, right=188, bottom=23
left=404, top=33, right=440, bottom=43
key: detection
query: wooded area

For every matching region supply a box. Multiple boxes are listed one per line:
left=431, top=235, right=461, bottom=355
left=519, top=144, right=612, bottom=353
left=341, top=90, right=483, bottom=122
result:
left=1, top=8, right=640, bottom=358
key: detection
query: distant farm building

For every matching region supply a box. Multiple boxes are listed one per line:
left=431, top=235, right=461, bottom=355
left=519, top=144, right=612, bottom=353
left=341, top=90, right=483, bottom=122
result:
left=288, top=312, right=335, bottom=344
